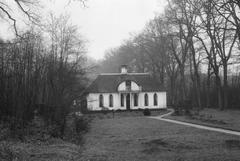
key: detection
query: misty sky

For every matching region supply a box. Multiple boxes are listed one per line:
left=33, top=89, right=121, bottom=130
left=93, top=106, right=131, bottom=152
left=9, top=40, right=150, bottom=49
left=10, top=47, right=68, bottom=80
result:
left=0, top=0, right=167, bottom=60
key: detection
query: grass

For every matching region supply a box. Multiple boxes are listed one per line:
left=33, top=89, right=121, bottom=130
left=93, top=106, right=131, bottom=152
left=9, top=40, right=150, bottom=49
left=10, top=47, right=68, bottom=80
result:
left=0, top=138, right=82, bottom=161
left=84, top=109, right=168, bottom=120
left=166, top=108, right=240, bottom=131
left=0, top=115, right=89, bottom=161
left=77, top=115, right=240, bottom=161
left=2, top=108, right=240, bottom=160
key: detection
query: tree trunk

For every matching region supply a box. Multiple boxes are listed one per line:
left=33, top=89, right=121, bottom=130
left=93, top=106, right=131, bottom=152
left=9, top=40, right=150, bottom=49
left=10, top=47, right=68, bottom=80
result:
left=179, top=65, right=186, bottom=102
left=215, top=75, right=223, bottom=110
left=223, top=61, right=228, bottom=109
left=190, top=38, right=202, bottom=109
left=206, top=63, right=211, bottom=108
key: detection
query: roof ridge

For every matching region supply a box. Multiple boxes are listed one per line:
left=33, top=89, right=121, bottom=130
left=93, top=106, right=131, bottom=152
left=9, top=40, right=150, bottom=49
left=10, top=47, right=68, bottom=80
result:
left=100, top=73, right=150, bottom=75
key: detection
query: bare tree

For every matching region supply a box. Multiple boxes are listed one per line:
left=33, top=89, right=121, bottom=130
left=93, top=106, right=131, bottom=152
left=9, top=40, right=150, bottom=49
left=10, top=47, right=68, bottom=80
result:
left=0, top=0, right=40, bottom=36
left=0, top=13, right=87, bottom=137
left=193, top=0, right=238, bottom=109
left=0, top=0, right=88, bottom=36
left=212, top=0, right=240, bottom=47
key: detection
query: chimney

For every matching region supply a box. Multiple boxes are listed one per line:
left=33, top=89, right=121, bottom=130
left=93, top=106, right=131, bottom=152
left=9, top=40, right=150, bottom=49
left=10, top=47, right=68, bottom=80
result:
left=120, top=65, right=127, bottom=74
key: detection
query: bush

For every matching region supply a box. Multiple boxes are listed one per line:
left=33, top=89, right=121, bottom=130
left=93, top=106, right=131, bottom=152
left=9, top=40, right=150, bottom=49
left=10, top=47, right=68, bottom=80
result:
left=47, top=125, right=62, bottom=138
left=143, top=108, right=151, bottom=116
left=102, top=110, right=108, bottom=115
left=75, top=117, right=89, bottom=134
left=116, top=109, right=122, bottom=112
left=0, top=142, right=17, bottom=161
left=67, top=116, right=89, bottom=144
left=183, top=99, right=192, bottom=115
left=138, top=108, right=143, bottom=111
left=173, top=106, right=181, bottom=116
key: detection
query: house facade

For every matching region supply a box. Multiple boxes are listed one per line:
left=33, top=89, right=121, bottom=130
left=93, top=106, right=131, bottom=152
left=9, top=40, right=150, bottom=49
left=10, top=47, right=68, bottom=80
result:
left=85, top=65, right=167, bottom=111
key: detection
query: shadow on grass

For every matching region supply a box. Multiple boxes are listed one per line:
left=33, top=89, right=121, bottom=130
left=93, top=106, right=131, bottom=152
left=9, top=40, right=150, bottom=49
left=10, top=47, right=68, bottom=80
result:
left=186, top=115, right=227, bottom=125
left=225, top=140, right=240, bottom=149
left=0, top=142, right=19, bottom=161
left=142, top=138, right=197, bottom=154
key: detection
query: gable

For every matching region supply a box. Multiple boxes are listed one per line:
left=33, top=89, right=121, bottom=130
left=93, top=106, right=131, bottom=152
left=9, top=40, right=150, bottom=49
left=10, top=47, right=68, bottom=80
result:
left=118, top=80, right=140, bottom=91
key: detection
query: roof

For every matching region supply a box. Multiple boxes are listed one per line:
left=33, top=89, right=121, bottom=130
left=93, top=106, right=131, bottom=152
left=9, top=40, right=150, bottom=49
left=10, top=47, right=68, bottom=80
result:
left=85, top=73, right=165, bottom=93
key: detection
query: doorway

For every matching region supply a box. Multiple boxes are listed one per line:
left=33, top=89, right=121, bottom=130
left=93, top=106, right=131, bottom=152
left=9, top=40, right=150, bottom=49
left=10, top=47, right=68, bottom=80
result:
left=126, top=93, right=130, bottom=110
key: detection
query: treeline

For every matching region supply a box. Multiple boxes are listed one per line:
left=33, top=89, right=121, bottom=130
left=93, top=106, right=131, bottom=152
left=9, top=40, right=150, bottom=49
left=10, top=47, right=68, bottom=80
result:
left=99, top=0, right=240, bottom=110
left=0, top=14, right=88, bottom=137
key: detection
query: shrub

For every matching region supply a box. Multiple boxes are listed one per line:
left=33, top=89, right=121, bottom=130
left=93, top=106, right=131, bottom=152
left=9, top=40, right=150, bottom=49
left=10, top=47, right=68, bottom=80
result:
left=183, top=99, right=192, bottom=115
left=102, top=110, right=108, bottom=115
left=75, top=117, right=89, bottom=134
left=8, top=118, right=29, bottom=141
left=116, top=109, right=122, bottom=112
left=0, top=142, right=17, bottom=161
left=138, top=108, right=143, bottom=111
left=68, top=116, right=89, bottom=144
left=172, top=109, right=180, bottom=116
left=143, top=108, right=151, bottom=116
left=48, top=125, right=62, bottom=138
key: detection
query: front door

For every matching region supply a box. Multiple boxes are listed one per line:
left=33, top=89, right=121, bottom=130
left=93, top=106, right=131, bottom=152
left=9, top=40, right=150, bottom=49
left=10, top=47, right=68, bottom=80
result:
left=126, top=93, right=130, bottom=110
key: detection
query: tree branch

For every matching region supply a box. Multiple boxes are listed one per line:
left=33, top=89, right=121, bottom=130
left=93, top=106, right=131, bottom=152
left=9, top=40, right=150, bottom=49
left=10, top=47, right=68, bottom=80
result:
left=0, top=5, right=19, bottom=36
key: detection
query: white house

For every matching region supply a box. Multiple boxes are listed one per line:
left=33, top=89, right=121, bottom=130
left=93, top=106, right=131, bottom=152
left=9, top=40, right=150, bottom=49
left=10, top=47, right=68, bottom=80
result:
left=84, top=65, right=167, bottom=111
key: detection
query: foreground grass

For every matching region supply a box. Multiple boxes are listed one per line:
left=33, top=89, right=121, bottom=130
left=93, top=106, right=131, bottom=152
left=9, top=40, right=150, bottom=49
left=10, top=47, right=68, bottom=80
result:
left=0, top=110, right=165, bottom=161
left=85, top=109, right=168, bottom=120
left=0, top=139, right=81, bottom=161
left=0, top=115, right=89, bottom=161
left=78, top=116, right=240, bottom=161
left=167, top=108, right=240, bottom=131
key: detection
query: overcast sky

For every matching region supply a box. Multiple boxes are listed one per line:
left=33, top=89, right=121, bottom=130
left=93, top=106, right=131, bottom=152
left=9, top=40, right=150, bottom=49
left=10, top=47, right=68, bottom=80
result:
left=0, top=0, right=167, bottom=60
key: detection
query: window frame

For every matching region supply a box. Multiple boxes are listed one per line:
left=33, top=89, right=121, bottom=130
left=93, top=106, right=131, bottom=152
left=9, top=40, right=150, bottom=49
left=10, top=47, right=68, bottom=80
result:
left=144, top=93, right=148, bottom=106
left=126, top=80, right=131, bottom=91
left=121, top=94, right=124, bottom=107
left=134, top=93, right=138, bottom=106
left=99, top=94, right=104, bottom=107
left=154, top=93, right=158, bottom=106
left=109, top=94, right=113, bottom=107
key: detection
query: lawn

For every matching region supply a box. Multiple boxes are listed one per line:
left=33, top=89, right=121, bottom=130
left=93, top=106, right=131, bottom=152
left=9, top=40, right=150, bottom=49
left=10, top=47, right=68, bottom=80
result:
left=166, top=108, right=240, bottom=132
left=78, top=115, right=240, bottom=161
left=0, top=110, right=167, bottom=161
left=85, top=109, right=168, bottom=119
left=0, top=116, right=83, bottom=161
left=0, top=139, right=81, bottom=161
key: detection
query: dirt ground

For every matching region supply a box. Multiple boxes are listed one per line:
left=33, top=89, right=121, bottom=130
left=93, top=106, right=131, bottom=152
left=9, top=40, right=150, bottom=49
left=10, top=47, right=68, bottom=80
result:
left=77, top=115, right=240, bottom=161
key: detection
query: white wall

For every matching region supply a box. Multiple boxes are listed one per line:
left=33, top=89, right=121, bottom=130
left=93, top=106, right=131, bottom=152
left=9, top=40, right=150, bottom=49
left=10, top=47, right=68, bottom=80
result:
left=87, top=92, right=167, bottom=111
left=87, top=93, right=118, bottom=111
left=132, top=92, right=166, bottom=110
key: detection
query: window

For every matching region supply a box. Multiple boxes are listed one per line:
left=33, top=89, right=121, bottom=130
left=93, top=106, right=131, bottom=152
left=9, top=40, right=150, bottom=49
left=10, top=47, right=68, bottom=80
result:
left=154, top=93, right=158, bottom=106
left=121, top=94, right=124, bottom=107
left=99, top=94, right=104, bottom=107
left=134, top=94, right=138, bottom=106
left=144, top=93, right=148, bottom=106
left=126, top=80, right=131, bottom=91
left=109, top=94, right=113, bottom=107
